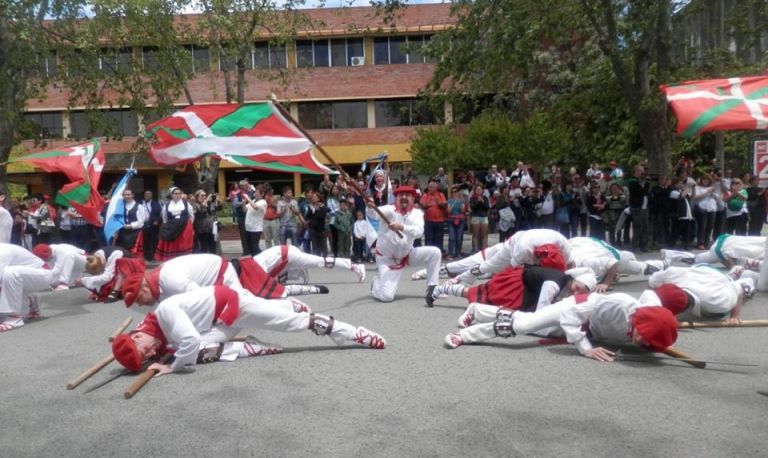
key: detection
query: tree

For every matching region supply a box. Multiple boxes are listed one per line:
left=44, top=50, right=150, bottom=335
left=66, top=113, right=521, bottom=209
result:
left=0, top=0, right=59, bottom=196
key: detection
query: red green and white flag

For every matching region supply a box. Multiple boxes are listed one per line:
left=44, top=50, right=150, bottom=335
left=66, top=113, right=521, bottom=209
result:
left=11, top=139, right=105, bottom=186
left=146, top=102, right=334, bottom=174
left=14, top=140, right=106, bottom=226
left=660, top=76, right=768, bottom=138
left=54, top=179, right=106, bottom=226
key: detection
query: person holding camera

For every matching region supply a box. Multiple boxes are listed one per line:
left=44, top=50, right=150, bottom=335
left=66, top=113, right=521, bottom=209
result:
left=192, top=189, right=219, bottom=254
left=243, top=185, right=267, bottom=256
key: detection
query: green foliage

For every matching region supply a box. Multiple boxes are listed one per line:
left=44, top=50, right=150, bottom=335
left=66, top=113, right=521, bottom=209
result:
left=409, top=125, right=460, bottom=174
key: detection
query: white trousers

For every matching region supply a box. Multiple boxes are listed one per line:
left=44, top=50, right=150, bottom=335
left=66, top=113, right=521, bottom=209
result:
left=459, top=300, right=573, bottom=343
left=372, top=246, right=441, bottom=302
left=0, top=266, right=54, bottom=316
left=258, top=245, right=355, bottom=274
left=53, top=252, right=86, bottom=285
left=201, top=296, right=358, bottom=347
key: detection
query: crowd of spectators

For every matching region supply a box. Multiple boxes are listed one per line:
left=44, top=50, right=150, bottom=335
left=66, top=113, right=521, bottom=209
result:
left=1, top=157, right=765, bottom=263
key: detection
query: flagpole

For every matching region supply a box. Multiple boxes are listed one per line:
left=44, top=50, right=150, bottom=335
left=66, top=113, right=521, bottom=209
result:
left=269, top=98, right=403, bottom=238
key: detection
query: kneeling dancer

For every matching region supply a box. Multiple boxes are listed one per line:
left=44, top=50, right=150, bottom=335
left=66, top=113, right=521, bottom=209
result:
left=112, top=285, right=385, bottom=375
left=444, top=290, right=678, bottom=362
left=367, top=186, right=442, bottom=305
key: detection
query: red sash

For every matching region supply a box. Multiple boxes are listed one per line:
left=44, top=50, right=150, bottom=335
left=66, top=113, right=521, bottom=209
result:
left=145, top=267, right=162, bottom=300
left=267, top=245, right=290, bottom=278
left=212, top=285, right=240, bottom=326
left=215, top=256, right=229, bottom=285
left=238, top=257, right=285, bottom=299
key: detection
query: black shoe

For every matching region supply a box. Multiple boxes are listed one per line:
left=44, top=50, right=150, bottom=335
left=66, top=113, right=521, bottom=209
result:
left=315, top=285, right=329, bottom=294
left=105, top=292, right=121, bottom=303
left=643, top=264, right=659, bottom=275
left=425, top=285, right=436, bottom=308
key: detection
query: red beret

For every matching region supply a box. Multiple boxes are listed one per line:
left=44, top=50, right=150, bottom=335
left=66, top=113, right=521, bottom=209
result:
left=533, top=244, right=567, bottom=272
left=654, top=284, right=690, bottom=315
left=393, top=186, right=417, bottom=196
left=631, top=307, right=678, bottom=352
left=122, top=272, right=145, bottom=307
left=111, top=334, right=142, bottom=372
left=32, top=244, right=52, bottom=261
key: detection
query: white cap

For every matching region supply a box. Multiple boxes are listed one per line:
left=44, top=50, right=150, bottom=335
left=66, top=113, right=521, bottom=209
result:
left=565, top=267, right=597, bottom=292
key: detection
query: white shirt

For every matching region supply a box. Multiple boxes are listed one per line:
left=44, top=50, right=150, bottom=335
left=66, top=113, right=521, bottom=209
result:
left=163, top=200, right=194, bottom=223
left=0, top=243, right=44, bottom=282
left=244, top=199, right=267, bottom=232
left=560, top=292, right=652, bottom=354
left=713, top=235, right=766, bottom=262
left=458, top=229, right=571, bottom=284
left=80, top=249, right=125, bottom=291
left=569, top=237, right=619, bottom=279
left=367, top=204, right=425, bottom=262
left=158, top=254, right=242, bottom=300
left=0, top=207, right=12, bottom=244
left=123, top=200, right=148, bottom=229
left=648, top=265, right=739, bottom=317
left=49, top=244, right=87, bottom=285
left=693, top=185, right=717, bottom=212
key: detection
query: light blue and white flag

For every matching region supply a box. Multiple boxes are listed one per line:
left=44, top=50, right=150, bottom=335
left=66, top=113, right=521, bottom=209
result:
left=103, top=168, right=137, bottom=243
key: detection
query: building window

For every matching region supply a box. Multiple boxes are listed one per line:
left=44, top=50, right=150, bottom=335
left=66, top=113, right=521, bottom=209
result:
left=183, top=45, right=210, bottom=74
left=23, top=112, right=63, bottom=139
left=253, top=42, right=287, bottom=69
left=375, top=99, right=438, bottom=127
left=331, top=38, right=364, bottom=66
left=297, top=38, right=365, bottom=68
left=99, top=48, right=133, bottom=74
left=298, top=101, right=367, bottom=129
left=70, top=110, right=139, bottom=139
left=142, top=47, right=160, bottom=71
left=219, top=45, right=255, bottom=72
left=36, top=52, right=58, bottom=78
left=373, top=35, right=434, bottom=65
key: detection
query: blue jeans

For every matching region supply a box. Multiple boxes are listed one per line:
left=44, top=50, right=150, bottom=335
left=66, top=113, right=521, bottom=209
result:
left=447, top=221, right=464, bottom=257
left=589, top=217, right=605, bottom=240
left=424, top=220, right=445, bottom=253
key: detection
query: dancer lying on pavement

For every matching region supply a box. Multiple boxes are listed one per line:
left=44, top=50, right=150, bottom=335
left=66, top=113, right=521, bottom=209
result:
left=443, top=290, right=678, bottom=363
left=649, top=264, right=755, bottom=324
left=111, top=285, right=385, bottom=375
left=429, top=265, right=597, bottom=315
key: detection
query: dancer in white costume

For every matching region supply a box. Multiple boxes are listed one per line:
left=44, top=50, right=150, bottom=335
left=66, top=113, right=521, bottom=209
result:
left=569, top=237, right=667, bottom=291
left=453, top=229, right=571, bottom=285
left=649, top=264, right=755, bottom=323
left=367, top=186, right=442, bottom=305
left=662, top=234, right=766, bottom=269
left=111, top=285, right=385, bottom=375
left=444, top=290, right=678, bottom=363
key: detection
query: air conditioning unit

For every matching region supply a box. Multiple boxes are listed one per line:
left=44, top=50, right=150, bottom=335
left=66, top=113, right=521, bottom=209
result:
left=350, top=56, right=365, bottom=66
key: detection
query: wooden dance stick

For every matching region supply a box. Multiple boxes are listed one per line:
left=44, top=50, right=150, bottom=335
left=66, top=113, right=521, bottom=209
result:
left=66, top=354, right=115, bottom=390
left=108, top=317, right=133, bottom=342
left=124, top=354, right=172, bottom=399
left=679, top=320, right=768, bottom=329
left=663, top=347, right=706, bottom=369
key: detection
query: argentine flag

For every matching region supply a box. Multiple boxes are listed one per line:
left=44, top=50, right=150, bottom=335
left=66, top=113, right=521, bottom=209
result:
left=103, top=169, right=137, bottom=243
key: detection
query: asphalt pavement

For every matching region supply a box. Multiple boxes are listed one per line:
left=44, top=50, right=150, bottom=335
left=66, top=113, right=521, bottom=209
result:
left=2, top=239, right=767, bottom=457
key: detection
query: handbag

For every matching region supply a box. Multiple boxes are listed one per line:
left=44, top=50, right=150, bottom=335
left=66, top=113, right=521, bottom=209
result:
left=555, top=206, right=570, bottom=225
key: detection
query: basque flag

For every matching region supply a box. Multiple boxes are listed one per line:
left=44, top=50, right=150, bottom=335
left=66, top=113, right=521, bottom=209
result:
left=103, top=168, right=137, bottom=243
